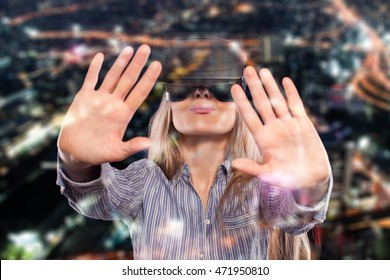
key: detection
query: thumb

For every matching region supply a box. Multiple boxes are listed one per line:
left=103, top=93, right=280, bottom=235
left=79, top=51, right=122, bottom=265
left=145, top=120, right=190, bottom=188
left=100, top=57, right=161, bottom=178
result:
left=231, top=158, right=267, bottom=178
left=120, top=137, right=151, bottom=158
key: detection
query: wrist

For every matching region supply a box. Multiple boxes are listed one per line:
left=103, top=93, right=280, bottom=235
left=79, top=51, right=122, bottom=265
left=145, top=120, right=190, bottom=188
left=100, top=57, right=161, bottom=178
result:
left=58, top=152, right=102, bottom=183
left=292, top=175, right=331, bottom=207
left=58, top=149, right=94, bottom=169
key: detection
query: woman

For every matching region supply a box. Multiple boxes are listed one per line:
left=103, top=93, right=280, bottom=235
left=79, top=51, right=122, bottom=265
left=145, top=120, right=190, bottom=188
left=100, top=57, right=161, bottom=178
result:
left=57, top=44, right=332, bottom=259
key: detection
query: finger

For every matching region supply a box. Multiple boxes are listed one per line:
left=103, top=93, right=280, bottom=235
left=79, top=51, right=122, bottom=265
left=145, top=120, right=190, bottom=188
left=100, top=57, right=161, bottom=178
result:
left=243, top=66, right=276, bottom=123
left=100, top=46, right=134, bottom=92
left=125, top=60, right=162, bottom=112
left=231, top=83, right=264, bottom=136
left=259, top=68, right=292, bottom=119
left=232, top=158, right=267, bottom=178
left=113, top=44, right=151, bottom=99
left=119, top=137, right=151, bottom=159
left=282, top=77, right=307, bottom=118
left=81, top=53, right=104, bottom=91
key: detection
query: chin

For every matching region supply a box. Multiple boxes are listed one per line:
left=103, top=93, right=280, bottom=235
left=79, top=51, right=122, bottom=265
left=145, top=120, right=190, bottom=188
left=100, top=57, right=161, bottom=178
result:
left=173, top=116, right=236, bottom=136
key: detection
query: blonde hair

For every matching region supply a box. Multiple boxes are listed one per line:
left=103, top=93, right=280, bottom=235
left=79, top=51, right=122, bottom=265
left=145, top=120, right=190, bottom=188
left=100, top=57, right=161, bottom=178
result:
left=148, top=95, right=310, bottom=259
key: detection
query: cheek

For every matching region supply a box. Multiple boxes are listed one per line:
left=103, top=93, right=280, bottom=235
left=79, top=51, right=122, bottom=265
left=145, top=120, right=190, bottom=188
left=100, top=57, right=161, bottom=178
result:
left=215, top=103, right=237, bottom=130
left=170, top=105, right=187, bottom=131
left=214, top=109, right=236, bottom=130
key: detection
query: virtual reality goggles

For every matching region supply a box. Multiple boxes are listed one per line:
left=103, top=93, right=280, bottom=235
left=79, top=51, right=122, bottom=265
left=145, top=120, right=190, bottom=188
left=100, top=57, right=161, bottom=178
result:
left=152, top=37, right=247, bottom=102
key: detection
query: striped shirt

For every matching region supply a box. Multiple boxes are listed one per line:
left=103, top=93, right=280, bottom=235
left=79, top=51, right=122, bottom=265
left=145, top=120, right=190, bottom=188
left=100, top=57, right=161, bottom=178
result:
left=57, top=158, right=332, bottom=260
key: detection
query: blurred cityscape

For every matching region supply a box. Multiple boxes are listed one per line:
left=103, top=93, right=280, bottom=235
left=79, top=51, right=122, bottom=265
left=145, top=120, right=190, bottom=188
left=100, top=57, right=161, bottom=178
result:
left=1, top=0, right=390, bottom=260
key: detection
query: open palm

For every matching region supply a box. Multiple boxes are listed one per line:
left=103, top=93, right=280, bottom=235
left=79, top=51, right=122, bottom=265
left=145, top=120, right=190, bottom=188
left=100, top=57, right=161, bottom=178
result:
left=231, top=67, right=331, bottom=190
left=58, top=45, right=161, bottom=166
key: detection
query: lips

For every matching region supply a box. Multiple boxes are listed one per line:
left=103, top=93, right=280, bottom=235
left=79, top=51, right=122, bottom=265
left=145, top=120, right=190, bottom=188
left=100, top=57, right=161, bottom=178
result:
left=190, top=104, right=215, bottom=114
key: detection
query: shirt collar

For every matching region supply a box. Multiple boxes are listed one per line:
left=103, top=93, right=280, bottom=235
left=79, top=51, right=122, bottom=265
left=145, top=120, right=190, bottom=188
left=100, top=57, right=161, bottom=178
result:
left=171, top=158, right=231, bottom=187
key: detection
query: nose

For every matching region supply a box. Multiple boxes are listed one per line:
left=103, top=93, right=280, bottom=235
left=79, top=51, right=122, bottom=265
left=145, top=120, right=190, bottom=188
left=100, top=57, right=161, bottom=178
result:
left=193, top=87, right=211, bottom=99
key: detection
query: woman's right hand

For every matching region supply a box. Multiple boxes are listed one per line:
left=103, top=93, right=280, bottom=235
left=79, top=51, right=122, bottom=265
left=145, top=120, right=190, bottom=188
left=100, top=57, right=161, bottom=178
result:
left=58, top=45, right=162, bottom=168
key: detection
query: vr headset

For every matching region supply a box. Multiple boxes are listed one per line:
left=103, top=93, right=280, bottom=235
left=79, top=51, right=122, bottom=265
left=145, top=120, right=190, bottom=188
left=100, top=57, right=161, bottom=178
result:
left=152, top=37, right=248, bottom=102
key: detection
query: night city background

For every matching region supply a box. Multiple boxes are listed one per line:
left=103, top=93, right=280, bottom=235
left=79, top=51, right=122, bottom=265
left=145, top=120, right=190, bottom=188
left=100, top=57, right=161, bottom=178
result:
left=1, top=0, right=390, bottom=260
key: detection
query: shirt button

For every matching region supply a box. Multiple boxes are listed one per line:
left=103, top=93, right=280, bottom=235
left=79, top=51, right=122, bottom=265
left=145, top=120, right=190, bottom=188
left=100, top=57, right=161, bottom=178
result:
left=204, top=218, right=210, bottom=225
left=199, top=253, right=204, bottom=259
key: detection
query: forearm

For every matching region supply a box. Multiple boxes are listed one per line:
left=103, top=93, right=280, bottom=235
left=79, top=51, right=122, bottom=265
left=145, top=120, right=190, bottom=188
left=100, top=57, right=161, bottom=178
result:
left=258, top=175, right=333, bottom=235
left=57, top=158, right=117, bottom=220
left=56, top=153, right=147, bottom=220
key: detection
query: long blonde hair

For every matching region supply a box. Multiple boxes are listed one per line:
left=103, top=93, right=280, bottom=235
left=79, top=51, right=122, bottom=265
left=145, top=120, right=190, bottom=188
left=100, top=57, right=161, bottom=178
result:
left=148, top=95, right=310, bottom=259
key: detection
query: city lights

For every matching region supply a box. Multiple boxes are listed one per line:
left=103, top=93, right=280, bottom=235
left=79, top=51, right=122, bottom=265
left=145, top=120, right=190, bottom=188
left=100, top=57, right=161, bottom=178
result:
left=1, top=0, right=389, bottom=261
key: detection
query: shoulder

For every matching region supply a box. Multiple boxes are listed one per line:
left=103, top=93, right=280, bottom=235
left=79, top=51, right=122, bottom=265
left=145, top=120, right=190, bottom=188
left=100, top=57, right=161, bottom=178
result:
left=126, top=158, right=158, bottom=170
left=124, top=159, right=170, bottom=183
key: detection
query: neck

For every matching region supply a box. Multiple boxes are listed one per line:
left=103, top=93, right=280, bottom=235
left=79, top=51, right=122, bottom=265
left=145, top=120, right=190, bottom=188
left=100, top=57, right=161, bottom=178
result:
left=179, top=134, right=228, bottom=174
left=179, top=135, right=227, bottom=190
left=179, top=134, right=228, bottom=210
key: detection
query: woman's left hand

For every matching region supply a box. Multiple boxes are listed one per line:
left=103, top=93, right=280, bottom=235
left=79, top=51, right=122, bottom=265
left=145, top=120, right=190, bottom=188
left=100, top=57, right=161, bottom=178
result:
left=231, top=66, right=331, bottom=190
